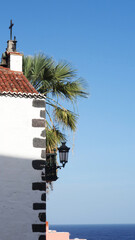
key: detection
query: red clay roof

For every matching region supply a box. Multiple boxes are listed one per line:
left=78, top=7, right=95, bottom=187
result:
left=0, top=66, right=39, bottom=95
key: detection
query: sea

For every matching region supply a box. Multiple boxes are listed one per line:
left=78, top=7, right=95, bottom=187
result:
left=50, top=224, right=135, bottom=240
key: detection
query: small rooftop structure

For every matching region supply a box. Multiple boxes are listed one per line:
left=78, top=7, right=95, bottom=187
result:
left=1, top=20, right=23, bottom=72
left=46, top=222, right=87, bottom=240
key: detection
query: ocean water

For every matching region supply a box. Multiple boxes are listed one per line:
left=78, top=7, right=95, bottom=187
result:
left=50, top=224, right=135, bottom=240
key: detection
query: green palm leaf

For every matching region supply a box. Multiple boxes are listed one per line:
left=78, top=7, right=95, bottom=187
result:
left=46, top=127, right=66, bottom=153
left=54, top=107, right=78, bottom=131
left=23, top=53, right=88, bottom=152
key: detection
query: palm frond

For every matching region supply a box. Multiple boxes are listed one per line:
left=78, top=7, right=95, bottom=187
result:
left=23, top=54, right=54, bottom=91
left=54, top=61, right=77, bottom=80
left=50, top=78, right=88, bottom=101
left=54, top=107, right=78, bottom=131
left=46, top=127, right=66, bottom=153
left=23, top=56, right=33, bottom=80
left=23, top=53, right=88, bottom=152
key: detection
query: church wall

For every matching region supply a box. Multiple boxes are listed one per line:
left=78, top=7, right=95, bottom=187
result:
left=0, top=96, right=46, bottom=240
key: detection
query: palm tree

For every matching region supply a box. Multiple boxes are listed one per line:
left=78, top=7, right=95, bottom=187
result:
left=23, top=54, right=88, bottom=152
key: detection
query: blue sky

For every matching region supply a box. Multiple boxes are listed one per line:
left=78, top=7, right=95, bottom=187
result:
left=1, top=0, right=135, bottom=224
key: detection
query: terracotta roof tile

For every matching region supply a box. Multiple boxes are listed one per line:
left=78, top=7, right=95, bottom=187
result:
left=0, top=66, right=40, bottom=96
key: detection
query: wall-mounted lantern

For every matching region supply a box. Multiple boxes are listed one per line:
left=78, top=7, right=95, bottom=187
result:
left=58, top=142, right=70, bottom=168
left=45, top=142, right=70, bottom=182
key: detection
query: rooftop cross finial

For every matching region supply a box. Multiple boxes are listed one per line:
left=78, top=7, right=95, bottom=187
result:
left=9, top=20, right=14, bottom=40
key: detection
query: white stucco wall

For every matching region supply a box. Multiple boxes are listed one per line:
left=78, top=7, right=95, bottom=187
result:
left=0, top=96, right=46, bottom=240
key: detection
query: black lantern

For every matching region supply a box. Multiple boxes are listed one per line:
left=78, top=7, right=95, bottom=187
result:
left=58, top=142, right=70, bottom=167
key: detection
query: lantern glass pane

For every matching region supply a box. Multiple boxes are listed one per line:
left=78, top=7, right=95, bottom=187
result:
left=59, top=151, right=68, bottom=163
left=65, top=152, right=68, bottom=162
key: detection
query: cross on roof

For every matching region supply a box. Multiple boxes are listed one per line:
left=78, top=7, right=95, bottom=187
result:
left=9, top=20, right=14, bottom=40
